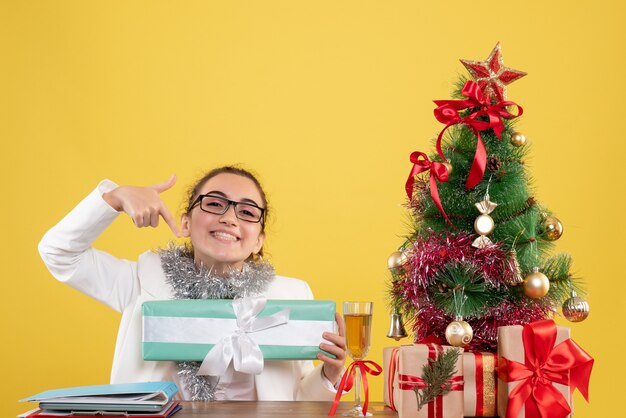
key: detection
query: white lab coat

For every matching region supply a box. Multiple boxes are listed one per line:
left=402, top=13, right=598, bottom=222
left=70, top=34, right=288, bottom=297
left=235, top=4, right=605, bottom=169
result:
left=38, top=180, right=337, bottom=400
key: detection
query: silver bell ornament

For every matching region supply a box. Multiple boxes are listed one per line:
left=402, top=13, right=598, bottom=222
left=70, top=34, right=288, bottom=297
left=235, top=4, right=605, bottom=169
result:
left=386, top=308, right=408, bottom=340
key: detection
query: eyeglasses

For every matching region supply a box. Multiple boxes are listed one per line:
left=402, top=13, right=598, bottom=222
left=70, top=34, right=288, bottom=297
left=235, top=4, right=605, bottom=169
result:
left=189, top=194, right=265, bottom=223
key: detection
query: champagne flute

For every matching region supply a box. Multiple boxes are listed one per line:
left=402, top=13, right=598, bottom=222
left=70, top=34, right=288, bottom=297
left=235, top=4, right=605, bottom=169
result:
left=343, top=301, right=373, bottom=416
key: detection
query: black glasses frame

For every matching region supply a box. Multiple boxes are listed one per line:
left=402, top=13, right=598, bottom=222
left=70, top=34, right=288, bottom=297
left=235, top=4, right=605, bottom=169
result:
left=189, top=193, right=265, bottom=223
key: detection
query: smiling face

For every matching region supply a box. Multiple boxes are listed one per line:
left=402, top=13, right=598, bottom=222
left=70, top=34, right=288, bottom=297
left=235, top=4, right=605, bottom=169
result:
left=181, top=172, right=266, bottom=273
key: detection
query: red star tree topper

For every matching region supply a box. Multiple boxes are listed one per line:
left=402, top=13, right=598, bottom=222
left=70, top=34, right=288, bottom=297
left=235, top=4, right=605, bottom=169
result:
left=460, top=42, right=527, bottom=102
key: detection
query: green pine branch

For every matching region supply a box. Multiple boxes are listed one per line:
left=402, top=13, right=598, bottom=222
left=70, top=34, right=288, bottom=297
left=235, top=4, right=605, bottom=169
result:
left=542, top=253, right=584, bottom=302
left=431, top=263, right=499, bottom=317
left=414, top=348, right=461, bottom=410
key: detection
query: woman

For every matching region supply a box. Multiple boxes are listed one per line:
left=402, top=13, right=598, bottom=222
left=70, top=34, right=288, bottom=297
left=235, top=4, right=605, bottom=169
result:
left=39, top=166, right=346, bottom=401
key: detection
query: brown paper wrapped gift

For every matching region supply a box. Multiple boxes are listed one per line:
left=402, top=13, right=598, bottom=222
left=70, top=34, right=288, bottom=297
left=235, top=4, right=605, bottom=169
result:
left=463, top=351, right=497, bottom=417
left=395, top=344, right=464, bottom=418
left=496, top=320, right=593, bottom=418
left=383, top=347, right=400, bottom=409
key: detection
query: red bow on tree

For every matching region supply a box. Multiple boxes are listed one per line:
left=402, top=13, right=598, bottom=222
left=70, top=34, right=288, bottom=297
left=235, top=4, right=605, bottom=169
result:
left=433, top=80, right=523, bottom=190
left=497, top=320, right=594, bottom=418
left=405, top=151, right=451, bottom=225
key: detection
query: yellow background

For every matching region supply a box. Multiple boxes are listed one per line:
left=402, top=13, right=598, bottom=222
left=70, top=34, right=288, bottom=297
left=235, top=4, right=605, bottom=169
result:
left=2, top=1, right=624, bottom=416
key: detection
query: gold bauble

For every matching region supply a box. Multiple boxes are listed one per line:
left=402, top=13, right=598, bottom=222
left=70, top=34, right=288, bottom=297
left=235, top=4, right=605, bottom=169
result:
left=387, top=251, right=405, bottom=269
left=510, top=132, right=526, bottom=147
left=541, top=216, right=564, bottom=241
left=523, top=269, right=550, bottom=298
left=562, top=291, right=590, bottom=322
left=474, top=214, right=495, bottom=235
left=444, top=319, right=473, bottom=347
left=443, top=162, right=453, bottom=176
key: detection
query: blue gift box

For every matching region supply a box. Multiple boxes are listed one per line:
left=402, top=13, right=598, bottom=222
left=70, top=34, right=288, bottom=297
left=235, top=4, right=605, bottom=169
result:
left=142, top=298, right=336, bottom=363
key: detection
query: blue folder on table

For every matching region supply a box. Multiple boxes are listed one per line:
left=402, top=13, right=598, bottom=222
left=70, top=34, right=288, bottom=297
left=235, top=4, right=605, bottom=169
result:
left=20, top=381, right=179, bottom=412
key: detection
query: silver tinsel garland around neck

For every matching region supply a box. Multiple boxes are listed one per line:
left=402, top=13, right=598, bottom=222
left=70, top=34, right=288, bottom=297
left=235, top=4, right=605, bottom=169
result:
left=159, top=244, right=275, bottom=401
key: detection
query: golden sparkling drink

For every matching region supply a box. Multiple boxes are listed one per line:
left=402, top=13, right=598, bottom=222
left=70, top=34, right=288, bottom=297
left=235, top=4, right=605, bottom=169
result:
left=345, top=313, right=372, bottom=360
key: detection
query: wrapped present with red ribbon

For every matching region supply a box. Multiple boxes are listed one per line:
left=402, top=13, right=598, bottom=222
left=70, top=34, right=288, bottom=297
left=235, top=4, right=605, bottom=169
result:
left=463, top=351, right=497, bottom=417
left=383, top=347, right=401, bottom=409
left=496, top=320, right=594, bottom=418
left=394, top=344, right=464, bottom=418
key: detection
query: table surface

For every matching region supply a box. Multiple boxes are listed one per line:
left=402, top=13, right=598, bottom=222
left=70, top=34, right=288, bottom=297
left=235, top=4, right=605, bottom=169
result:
left=173, top=401, right=397, bottom=417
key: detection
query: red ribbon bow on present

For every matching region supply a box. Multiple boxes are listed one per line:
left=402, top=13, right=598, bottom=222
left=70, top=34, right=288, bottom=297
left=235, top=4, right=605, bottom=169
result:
left=433, top=80, right=523, bottom=190
left=497, top=320, right=594, bottom=418
left=405, top=151, right=451, bottom=225
left=328, top=360, right=383, bottom=417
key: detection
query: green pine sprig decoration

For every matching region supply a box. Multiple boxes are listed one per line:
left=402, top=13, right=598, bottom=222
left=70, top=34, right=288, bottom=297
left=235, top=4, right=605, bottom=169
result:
left=414, top=347, right=461, bottom=411
left=541, top=253, right=583, bottom=302
left=431, top=263, right=499, bottom=317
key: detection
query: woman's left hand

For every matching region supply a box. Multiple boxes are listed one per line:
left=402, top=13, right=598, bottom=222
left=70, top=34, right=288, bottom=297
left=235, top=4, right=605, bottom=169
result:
left=318, top=312, right=347, bottom=387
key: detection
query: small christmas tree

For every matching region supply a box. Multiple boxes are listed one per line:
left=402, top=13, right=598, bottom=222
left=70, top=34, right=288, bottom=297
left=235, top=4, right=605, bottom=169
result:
left=388, top=43, right=590, bottom=352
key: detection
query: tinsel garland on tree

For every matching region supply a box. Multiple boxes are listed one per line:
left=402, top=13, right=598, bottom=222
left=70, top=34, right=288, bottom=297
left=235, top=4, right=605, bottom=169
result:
left=389, top=232, right=555, bottom=351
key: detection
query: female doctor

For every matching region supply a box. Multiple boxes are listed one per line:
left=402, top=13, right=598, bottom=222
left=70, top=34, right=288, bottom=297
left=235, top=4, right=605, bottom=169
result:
left=39, top=166, right=346, bottom=401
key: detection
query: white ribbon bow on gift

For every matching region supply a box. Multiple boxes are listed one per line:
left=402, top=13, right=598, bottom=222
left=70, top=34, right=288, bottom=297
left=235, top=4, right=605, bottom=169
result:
left=197, top=296, right=291, bottom=376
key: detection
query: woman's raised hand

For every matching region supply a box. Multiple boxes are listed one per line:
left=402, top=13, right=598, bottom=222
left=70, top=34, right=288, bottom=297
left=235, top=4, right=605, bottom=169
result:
left=103, top=175, right=181, bottom=237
